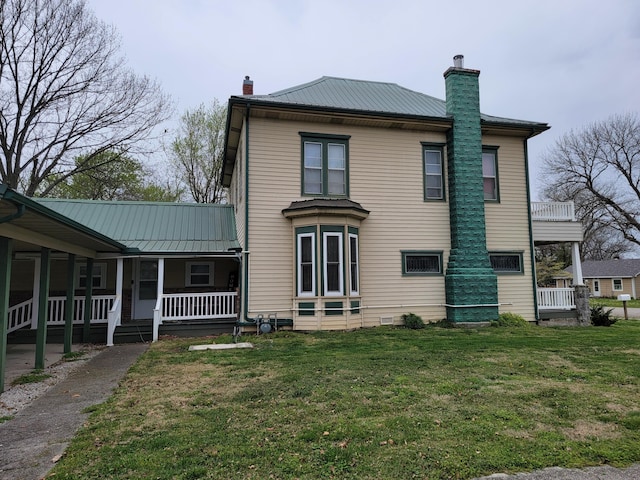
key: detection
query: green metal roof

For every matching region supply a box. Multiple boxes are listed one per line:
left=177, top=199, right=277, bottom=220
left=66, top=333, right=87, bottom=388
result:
left=238, top=76, right=548, bottom=128
left=35, top=199, right=240, bottom=254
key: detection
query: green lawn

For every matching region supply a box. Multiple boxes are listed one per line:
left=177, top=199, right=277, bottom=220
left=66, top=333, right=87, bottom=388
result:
left=51, top=322, right=640, bottom=479
left=590, top=297, right=640, bottom=308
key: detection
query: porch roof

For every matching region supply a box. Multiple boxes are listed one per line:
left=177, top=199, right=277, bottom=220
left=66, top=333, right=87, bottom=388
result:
left=36, top=199, right=241, bottom=254
left=0, top=185, right=126, bottom=257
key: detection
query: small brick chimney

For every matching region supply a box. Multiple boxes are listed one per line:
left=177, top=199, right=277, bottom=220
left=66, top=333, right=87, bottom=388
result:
left=242, top=76, right=253, bottom=95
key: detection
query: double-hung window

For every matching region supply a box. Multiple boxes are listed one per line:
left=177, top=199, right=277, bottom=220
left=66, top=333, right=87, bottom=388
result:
left=186, top=262, right=214, bottom=287
left=301, top=133, right=350, bottom=197
left=296, top=226, right=359, bottom=298
left=482, top=147, right=499, bottom=201
left=422, top=143, right=445, bottom=201
left=297, top=230, right=316, bottom=296
left=76, top=263, right=107, bottom=289
left=349, top=231, right=359, bottom=295
left=323, top=230, right=344, bottom=296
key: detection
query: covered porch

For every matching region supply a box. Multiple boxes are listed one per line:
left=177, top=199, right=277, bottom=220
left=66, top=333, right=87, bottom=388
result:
left=531, top=201, right=588, bottom=323
left=1, top=188, right=242, bottom=393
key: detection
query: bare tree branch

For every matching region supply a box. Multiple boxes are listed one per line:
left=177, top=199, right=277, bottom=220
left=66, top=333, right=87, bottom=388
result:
left=541, top=112, right=640, bottom=258
left=0, top=0, right=172, bottom=196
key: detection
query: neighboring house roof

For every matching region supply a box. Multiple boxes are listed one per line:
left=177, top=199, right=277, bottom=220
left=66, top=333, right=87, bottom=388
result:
left=566, top=259, right=640, bottom=278
left=223, top=76, right=549, bottom=187
left=36, top=199, right=241, bottom=254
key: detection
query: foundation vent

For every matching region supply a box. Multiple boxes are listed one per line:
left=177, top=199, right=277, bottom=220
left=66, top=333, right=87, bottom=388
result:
left=380, top=316, right=394, bottom=326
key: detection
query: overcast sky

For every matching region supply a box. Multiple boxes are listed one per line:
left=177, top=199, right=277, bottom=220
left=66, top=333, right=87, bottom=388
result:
left=88, top=0, right=640, bottom=199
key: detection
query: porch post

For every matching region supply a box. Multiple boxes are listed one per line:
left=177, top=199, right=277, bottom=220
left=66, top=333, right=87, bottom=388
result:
left=0, top=237, right=13, bottom=393
left=571, top=242, right=583, bottom=285
left=35, top=247, right=51, bottom=370
left=116, top=258, right=123, bottom=325
left=83, top=258, right=94, bottom=343
left=157, top=257, right=165, bottom=302
left=30, top=256, right=41, bottom=329
left=64, top=253, right=76, bottom=353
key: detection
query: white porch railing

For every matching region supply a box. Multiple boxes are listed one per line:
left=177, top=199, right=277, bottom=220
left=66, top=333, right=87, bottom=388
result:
left=7, top=299, right=33, bottom=333
left=7, top=295, right=116, bottom=334
left=537, top=288, right=576, bottom=310
left=531, top=202, right=576, bottom=221
left=152, top=292, right=238, bottom=342
left=106, top=295, right=122, bottom=347
left=47, top=295, right=116, bottom=325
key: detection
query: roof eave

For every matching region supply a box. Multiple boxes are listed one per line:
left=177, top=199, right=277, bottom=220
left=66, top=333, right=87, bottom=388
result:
left=0, top=185, right=127, bottom=252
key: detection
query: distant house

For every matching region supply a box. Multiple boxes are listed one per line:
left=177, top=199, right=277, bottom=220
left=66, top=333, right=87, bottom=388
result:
left=565, top=259, right=640, bottom=299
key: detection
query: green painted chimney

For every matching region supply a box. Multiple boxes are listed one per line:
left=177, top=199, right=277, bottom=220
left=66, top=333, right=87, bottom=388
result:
left=443, top=55, right=498, bottom=323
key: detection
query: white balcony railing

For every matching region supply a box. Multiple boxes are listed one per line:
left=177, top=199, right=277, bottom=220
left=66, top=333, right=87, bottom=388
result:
left=537, top=288, right=576, bottom=310
left=531, top=202, right=576, bottom=221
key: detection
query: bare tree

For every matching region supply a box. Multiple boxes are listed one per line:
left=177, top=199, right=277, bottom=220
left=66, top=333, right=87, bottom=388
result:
left=542, top=113, right=640, bottom=256
left=0, top=0, right=172, bottom=196
left=168, top=100, right=226, bottom=203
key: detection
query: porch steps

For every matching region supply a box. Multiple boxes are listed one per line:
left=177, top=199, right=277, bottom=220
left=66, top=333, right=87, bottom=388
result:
left=7, top=319, right=236, bottom=345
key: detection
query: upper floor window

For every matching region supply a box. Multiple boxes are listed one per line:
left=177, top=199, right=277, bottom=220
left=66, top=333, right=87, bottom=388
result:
left=422, top=143, right=445, bottom=201
left=482, top=147, right=499, bottom=201
left=300, top=133, right=350, bottom=197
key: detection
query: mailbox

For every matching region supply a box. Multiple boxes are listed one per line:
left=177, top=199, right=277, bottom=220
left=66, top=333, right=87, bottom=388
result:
left=618, top=294, right=631, bottom=301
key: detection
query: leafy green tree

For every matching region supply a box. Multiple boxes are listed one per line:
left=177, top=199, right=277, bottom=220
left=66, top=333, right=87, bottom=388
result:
left=169, top=100, right=227, bottom=203
left=0, top=0, right=171, bottom=196
left=49, top=151, right=182, bottom=201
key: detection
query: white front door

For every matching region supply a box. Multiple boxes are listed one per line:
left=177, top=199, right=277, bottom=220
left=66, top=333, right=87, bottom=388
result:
left=593, top=279, right=601, bottom=297
left=133, top=259, right=158, bottom=320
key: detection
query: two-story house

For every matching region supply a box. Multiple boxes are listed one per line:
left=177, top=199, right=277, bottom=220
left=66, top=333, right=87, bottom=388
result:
left=223, top=55, right=559, bottom=330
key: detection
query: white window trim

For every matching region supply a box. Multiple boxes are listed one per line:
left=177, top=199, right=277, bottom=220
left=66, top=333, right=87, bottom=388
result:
left=185, top=262, right=214, bottom=287
left=75, top=263, right=107, bottom=289
left=323, top=231, right=344, bottom=296
left=349, top=233, right=359, bottom=295
left=612, top=278, right=623, bottom=291
left=297, top=232, right=316, bottom=297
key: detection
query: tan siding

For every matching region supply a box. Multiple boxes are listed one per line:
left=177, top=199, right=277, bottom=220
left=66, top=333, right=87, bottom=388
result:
left=484, top=135, right=536, bottom=321
left=589, top=277, right=634, bottom=298
left=245, top=119, right=535, bottom=327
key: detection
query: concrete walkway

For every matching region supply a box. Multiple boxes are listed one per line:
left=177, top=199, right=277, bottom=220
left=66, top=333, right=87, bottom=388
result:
left=0, top=343, right=147, bottom=480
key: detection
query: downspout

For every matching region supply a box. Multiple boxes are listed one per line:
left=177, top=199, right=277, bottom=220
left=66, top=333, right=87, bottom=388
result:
left=524, top=137, right=539, bottom=320
left=243, top=103, right=251, bottom=322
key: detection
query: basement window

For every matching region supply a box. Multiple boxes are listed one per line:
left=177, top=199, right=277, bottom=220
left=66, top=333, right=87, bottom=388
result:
left=489, top=252, right=523, bottom=274
left=401, top=251, right=443, bottom=276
